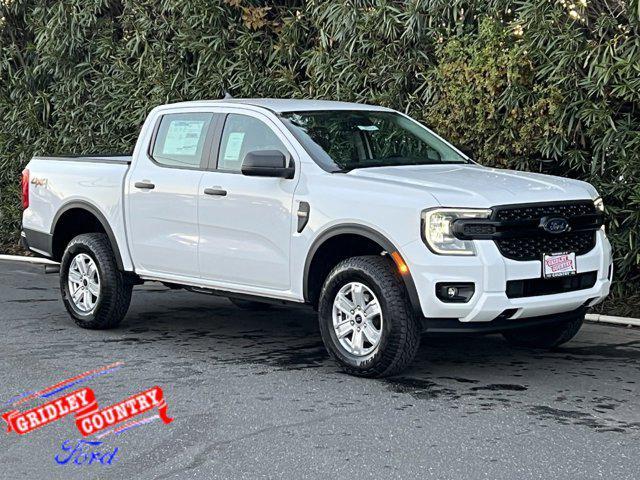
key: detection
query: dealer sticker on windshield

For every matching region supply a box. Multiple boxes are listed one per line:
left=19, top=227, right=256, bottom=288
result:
left=543, top=252, right=577, bottom=278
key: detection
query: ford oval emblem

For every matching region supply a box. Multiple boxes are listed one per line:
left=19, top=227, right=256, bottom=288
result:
left=542, top=217, right=570, bottom=234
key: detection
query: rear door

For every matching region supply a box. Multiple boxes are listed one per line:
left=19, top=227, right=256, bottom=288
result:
left=197, top=110, right=298, bottom=291
left=127, top=111, right=217, bottom=278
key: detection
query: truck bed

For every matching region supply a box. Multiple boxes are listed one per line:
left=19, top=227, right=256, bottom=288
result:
left=22, top=155, right=134, bottom=269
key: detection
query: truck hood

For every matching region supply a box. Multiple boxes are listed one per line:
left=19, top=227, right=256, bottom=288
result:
left=347, top=164, right=597, bottom=207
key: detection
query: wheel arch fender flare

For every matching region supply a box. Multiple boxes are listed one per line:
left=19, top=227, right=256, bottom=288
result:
left=51, top=200, right=126, bottom=271
left=302, top=223, right=422, bottom=314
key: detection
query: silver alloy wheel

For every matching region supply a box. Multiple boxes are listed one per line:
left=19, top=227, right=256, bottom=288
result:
left=332, top=282, right=383, bottom=357
left=67, top=253, right=101, bottom=313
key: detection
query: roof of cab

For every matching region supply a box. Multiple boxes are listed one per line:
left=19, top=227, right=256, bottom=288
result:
left=160, top=98, right=394, bottom=114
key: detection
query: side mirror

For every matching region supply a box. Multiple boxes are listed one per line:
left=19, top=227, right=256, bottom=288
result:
left=241, top=150, right=294, bottom=179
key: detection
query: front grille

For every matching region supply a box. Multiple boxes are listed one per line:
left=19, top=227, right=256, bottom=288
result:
left=494, top=202, right=594, bottom=222
left=496, top=231, right=596, bottom=261
left=506, top=271, right=597, bottom=298
left=463, top=224, right=495, bottom=236
left=493, top=201, right=598, bottom=261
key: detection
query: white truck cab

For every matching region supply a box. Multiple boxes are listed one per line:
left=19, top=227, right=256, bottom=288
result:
left=21, top=99, right=612, bottom=377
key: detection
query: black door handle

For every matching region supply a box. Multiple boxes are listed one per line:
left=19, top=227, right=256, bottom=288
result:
left=204, top=188, right=227, bottom=196
left=134, top=181, right=155, bottom=190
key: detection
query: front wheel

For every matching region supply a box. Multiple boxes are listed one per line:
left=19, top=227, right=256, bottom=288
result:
left=60, top=233, right=132, bottom=329
left=502, top=312, right=585, bottom=349
left=318, top=255, right=420, bottom=377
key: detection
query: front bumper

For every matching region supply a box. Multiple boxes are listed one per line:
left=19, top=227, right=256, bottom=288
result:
left=420, top=307, right=587, bottom=333
left=402, top=230, right=612, bottom=324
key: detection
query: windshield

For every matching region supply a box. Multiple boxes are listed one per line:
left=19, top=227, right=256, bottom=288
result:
left=280, top=110, right=469, bottom=172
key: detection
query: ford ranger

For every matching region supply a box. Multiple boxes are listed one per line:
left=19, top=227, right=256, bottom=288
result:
left=20, top=99, right=612, bottom=377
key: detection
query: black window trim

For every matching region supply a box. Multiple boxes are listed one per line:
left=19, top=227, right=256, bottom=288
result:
left=147, top=112, right=220, bottom=171
left=206, top=113, right=226, bottom=171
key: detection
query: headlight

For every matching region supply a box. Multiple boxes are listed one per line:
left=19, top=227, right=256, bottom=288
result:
left=422, top=208, right=492, bottom=255
left=594, top=197, right=604, bottom=212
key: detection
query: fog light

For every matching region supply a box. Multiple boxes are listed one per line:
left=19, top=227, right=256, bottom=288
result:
left=436, top=283, right=475, bottom=303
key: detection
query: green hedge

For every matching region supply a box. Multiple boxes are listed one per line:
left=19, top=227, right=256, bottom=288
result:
left=1, top=0, right=638, bottom=309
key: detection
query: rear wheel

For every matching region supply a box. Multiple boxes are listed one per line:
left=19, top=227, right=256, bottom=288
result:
left=502, top=312, right=585, bottom=348
left=60, top=233, right=132, bottom=329
left=318, top=255, right=420, bottom=377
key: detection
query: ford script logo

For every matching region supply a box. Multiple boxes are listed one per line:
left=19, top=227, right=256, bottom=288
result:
left=541, top=217, right=570, bottom=234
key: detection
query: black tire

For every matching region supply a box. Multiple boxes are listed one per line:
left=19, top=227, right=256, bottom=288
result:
left=502, top=312, right=585, bottom=349
left=318, top=255, right=420, bottom=378
left=60, top=233, right=133, bottom=329
left=228, top=297, right=272, bottom=311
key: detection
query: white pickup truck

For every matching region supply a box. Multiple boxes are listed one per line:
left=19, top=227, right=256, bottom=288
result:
left=21, top=99, right=612, bottom=377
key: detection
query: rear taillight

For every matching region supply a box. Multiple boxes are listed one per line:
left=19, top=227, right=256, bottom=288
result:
left=21, top=169, right=29, bottom=209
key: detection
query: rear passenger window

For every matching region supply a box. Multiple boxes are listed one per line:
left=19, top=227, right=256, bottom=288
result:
left=151, top=113, right=213, bottom=168
left=217, top=114, right=287, bottom=172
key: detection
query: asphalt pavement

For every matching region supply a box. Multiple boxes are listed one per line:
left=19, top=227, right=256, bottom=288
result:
left=0, top=259, right=638, bottom=479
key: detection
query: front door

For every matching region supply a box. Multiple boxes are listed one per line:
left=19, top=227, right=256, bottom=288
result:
left=198, top=112, right=297, bottom=291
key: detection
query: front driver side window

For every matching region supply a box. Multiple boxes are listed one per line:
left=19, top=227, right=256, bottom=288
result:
left=217, top=114, right=287, bottom=172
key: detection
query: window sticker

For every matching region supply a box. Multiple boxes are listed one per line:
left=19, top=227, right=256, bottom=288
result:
left=357, top=125, right=379, bottom=131
left=223, top=132, right=245, bottom=161
left=162, top=120, right=205, bottom=156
